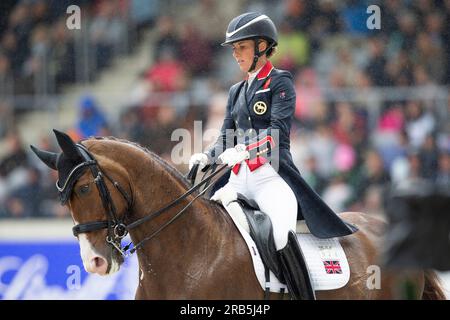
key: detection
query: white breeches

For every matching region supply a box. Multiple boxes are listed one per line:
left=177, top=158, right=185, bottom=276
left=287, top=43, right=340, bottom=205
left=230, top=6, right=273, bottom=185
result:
left=224, top=162, right=298, bottom=250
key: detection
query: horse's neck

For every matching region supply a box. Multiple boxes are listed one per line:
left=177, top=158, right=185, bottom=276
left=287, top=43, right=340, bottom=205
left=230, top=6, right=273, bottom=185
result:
left=125, top=151, right=232, bottom=290
left=85, top=140, right=256, bottom=298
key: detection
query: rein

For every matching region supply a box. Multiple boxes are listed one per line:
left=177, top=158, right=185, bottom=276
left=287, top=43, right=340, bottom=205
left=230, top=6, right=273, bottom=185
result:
left=123, top=163, right=229, bottom=255
left=66, top=143, right=230, bottom=257
left=119, top=166, right=231, bottom=256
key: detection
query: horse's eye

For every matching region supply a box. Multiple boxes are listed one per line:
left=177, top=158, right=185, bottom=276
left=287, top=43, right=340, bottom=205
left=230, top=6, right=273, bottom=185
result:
left=79, top=184, right=90, bottom=195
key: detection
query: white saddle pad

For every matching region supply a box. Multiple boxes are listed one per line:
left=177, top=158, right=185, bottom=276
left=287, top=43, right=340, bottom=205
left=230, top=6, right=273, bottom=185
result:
left=227, top=209, right=350, bottom=292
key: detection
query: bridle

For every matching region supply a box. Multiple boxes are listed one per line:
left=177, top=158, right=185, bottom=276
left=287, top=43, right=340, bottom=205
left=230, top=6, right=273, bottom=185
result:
left=58, top=143, right=133, bottom=254
left=60, top=143, right=229, bottom=257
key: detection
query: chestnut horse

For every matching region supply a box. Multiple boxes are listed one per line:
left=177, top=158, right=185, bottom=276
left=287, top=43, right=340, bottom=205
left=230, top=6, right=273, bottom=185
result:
left=31, top=133, right=445, bottom=299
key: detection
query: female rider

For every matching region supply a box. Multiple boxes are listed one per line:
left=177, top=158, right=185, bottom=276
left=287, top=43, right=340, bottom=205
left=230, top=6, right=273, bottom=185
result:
left=189, top=12, right=357, bottom=299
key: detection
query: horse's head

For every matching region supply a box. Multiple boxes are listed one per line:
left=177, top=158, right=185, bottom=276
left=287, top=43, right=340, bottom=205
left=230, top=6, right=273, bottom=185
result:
left=31, top=130, right=132, bottom=276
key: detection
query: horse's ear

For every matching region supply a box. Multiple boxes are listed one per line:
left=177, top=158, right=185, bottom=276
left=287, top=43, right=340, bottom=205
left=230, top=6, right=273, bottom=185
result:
left=30, top=145, right=58, bottom=170
left=53, top=129, right=81, bottom=161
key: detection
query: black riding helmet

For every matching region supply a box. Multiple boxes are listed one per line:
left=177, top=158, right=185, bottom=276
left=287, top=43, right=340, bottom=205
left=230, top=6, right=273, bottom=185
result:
left=222, top=12, right=278, bottom=72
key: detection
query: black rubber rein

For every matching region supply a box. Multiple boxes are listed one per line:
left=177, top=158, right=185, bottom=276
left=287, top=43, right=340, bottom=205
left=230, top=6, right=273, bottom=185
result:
left=126, top=163, right=229, bottom=231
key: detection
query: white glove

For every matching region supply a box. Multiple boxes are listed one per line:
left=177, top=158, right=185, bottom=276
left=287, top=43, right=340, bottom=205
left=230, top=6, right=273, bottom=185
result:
left=218, top=144, right=249, bottom=167
left=189, top=153, right=209, bottom=170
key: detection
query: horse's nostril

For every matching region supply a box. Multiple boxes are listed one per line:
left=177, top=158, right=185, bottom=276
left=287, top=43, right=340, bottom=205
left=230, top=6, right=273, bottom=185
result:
left=94, top=257, right=106, bottom=269
left=86, top=256, right=109, bottom=275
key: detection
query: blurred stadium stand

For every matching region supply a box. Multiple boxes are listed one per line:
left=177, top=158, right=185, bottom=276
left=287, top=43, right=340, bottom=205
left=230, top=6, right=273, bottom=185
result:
left=1, top=0, right=447, bottom=219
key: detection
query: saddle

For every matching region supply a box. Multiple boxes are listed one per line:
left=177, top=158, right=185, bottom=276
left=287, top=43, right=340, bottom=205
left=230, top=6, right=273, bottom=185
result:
left=212, top=188, right=351, bottom=295
left=234, top=193, right=317, bottom=299
left=234, top=193, right=284, bottom=282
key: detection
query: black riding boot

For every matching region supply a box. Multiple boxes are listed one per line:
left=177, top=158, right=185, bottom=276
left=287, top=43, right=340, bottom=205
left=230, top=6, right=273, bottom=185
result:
left=278, top=231, right=316, bottom=300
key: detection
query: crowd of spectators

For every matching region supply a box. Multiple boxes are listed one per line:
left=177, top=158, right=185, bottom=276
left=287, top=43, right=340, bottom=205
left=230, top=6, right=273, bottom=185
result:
left=0, top=0, right=449, bottom=219
left=0, top=0, right=157, bottom=218
left=0, top=0, right=155, bottom=116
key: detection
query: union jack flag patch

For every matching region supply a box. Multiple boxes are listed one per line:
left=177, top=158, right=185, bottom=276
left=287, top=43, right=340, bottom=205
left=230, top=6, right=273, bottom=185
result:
left=323, top=260, right=342, bottom=274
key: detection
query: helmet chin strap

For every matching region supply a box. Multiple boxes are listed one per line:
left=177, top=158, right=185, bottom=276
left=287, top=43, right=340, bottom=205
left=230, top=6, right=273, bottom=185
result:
left=248, top=40, right=260, bottom=73
left=248, top=39, right=275, bottom=73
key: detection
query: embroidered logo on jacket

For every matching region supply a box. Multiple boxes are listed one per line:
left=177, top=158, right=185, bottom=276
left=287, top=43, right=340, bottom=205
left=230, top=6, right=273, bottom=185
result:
left=253, top=101, right=267, bottom=115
